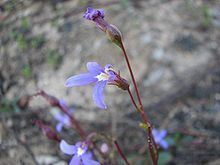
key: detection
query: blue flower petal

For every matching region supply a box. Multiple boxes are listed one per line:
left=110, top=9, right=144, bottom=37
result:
left=87, top=7, right=93, bottom=12
left=87, top=62, right=103, bottom=74
left=59, top=99, right=68, bottom=110
left=152, top=129, right=161, bottom=143
left=82, top=154, right=100, bottom=165
left=104, top=64, right=113, bottom=70
left=56, top=122, right=63, bottom=132
left=159, top=129, right=167, bottom=138
left=53, top=112, right=64, bottom=121
left=83, top=7, right=105, bottom=20
left=152, top=129, right=158, bottom=136
left=93, top=81, right=107, bottom=109
left=69, top=155, right=81, bottom=165
left=65, top=73, right=97, bottom=87
left=83, top=152, right=92, bottom=159
left=60, top=140, right=76, bottom=155
left=159, top=140, right=169, bottom=150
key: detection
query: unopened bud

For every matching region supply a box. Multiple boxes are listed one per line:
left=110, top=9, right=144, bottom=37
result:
left=17, top=95, right=30, bottom=109
left=100, top=143, right=109, bottom=154
left=106, top=24, right=122, bottom=47
left=34, top=120, right=60, bottom=142
left=114, top=76, right=129, bottom=90
left=34, top=90, right=60, bottom=107
left=107, top=68, right=129, bottom=90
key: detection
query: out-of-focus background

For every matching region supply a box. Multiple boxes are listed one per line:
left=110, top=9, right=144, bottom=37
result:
left=0, top=0, right=220, bottom=164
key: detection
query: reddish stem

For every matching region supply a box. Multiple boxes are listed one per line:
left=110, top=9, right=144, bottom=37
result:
left=57, top=103, right=87, bottom=138
left=33, top=120, right=61, bottom=143
left=120, top=43, right=158, bottom=165
left=127, top=88, right=138, bottom=110
left=121, top=43, right=144, bottom=113
left=114, top=140, right=130, bottom=165
left=32, top=91, right=107, bottom=158
left=33, top=90, right=87, bottom=138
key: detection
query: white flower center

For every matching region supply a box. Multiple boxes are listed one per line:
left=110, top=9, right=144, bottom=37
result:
left=95, top=72, right=109, bottom=81
left=77, top=147, right=85, bottom=156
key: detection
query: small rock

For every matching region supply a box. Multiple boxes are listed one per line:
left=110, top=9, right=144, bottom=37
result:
left=174, top=35, right=199, bottom=51
left=36, top=155, right=65, bottom=165
left=207, top=158, right=220, bottom=165
left=140, top=33, right=152, bottom=44
left=152, top=47, right=165, bottom=61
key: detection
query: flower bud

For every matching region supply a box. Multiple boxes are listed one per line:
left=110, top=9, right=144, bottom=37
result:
left=100, top=143, right=109, bottom=154
left=106, top=24, right=122, bottom=47
left=106, top=68, right=129, bottom=91
left=34, top=90, right=60, bottom=107
left=17, top=95, right=30, bottom=109
left=34, top=120, right=61, bottom=142
left=114, top=75, right=129, bottom=90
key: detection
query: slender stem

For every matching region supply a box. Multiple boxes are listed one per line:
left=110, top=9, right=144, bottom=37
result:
left=120, top=42, right=158, bottom=165
left=127, top=88, right=138, bottom=110
left=121, top=43, right=144, bottom=114
left=32, top=91, right=107, bottom=160
left=33, top=90, right=87, bottom=138
left=114, top=140, right=130, bottom=165
left=128, top=88, right=158, bottom=162
left=57, top=104, right=87, bottom=138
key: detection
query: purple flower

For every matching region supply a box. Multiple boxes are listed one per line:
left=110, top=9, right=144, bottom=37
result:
left=53, top=111, right=71, bottom=132
left=60, top=140, right=100, bottom=165
left=83, top=7, right=109, bottom=32
left=83, top=7, right=123, bottom=47
left=152, top=129, right=169, bottom=149
left=65, top=62, right=119, bottom=109
left=83, top=7, right=104, bottom=21
left=53, top=100, right=73, bottom=132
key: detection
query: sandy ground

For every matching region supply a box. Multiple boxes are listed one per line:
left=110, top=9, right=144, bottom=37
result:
left=0, top=0, right=220, bottom=164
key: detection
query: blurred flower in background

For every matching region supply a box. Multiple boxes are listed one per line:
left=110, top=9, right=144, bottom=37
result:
left=152, top=129, right=169, bottom=149
left=52, top=99, right=73, bottom=132
left=60, top=140, right=100, bottom=165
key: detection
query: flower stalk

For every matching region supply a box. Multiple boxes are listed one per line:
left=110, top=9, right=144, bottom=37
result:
left=105, top=22, right=159, bottom=163
left=32, top=90, right=125, bottom=164
left=120, top=42, right=158, bottom=165
left=83, top=7, right=158, bottom=164
left=33, top=90, right=87, bottom=138
left=113, top=140, right=130, bottom=165
left=33, top=120, right=61, bottom=143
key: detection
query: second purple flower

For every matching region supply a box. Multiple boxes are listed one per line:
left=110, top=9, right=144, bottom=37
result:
left=66, top=62, right=129, bottom=109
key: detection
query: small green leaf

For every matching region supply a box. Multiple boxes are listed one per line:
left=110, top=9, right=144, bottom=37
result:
left=46, top=49, right=62, bottom=70
left=16, top=34, right=28, bottom=50
left=139, top=122, right=148, bottom=130
left=30, top=35, right=45, bottom=49
left=173, top=133, right=182, bottom=144
left=0, top=99, right=14, bottom=113
left=22, top=64, right=32, bottom=79
left=201, top=5, right=211, bottom=28
left=21, top=17, right=30, bottom=32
